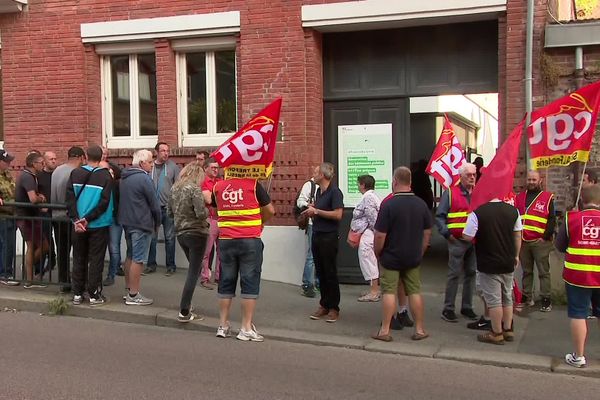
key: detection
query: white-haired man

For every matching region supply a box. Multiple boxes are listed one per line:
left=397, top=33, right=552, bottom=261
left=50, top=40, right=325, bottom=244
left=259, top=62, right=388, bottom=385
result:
left=435, top=163, right=478, bottom=323
left=118, top=149, right=161, bottom=305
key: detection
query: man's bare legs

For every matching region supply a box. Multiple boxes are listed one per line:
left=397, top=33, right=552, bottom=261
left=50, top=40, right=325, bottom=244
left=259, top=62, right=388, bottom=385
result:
left=409, top=293, right=426, bottom=335
left=127, top=259, right=143, bottom=294
left=241, top=298, right=257, bottom=331
left=570, top=319, right=588, bottom=357
left=377, top=292, right=396, bottom=336
left=219, top=298, right=232, bottom=328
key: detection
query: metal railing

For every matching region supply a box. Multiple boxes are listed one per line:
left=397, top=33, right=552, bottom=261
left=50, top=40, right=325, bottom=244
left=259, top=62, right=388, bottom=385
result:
left=0, top=202, right=72, bottom=287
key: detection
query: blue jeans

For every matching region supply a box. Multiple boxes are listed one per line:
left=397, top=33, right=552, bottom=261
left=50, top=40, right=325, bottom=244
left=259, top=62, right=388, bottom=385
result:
left=302, top=224, right=318, bottom=289
left=147, top=207, right=176, bottom=270
left=217, top=238, right=263, bottom=299
left=107, top=222, right=123, bottom=279
left=0, top=218, right=16, bottom=277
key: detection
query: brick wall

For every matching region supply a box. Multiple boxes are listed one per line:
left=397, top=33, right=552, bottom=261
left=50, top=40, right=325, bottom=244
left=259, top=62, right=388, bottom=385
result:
left=0, top=0, right=536, bottom=225
left=543, top=45, right=600, bottom=212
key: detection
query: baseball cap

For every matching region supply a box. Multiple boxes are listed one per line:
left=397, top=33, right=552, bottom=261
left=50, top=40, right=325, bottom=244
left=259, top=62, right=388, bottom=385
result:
left=67, top=146, right=86, bottom=158
left=0, top=149, right=15, bottom=163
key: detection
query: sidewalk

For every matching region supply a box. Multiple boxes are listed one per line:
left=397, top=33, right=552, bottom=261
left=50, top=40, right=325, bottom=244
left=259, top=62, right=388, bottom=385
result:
left=1, top=247, right=599, bottom=378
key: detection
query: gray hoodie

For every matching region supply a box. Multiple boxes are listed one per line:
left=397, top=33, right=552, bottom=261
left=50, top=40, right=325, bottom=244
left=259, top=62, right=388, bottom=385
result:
left=118, top=167, right=161, bottom=233
left=151, top=160, right=180, bottom=207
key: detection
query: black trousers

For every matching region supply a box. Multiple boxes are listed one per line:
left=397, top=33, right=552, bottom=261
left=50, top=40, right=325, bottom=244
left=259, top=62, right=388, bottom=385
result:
left=177, top=232, right=208, bottom=313
left=312, top=231, right=340, bottom=311
left=53, top=220, right=72, bottom=285
left=72, top=227, right=109, bottom=297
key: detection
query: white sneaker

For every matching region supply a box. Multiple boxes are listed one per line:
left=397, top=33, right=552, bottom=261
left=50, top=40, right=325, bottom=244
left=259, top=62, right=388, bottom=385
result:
left=125, top=293, right=153, bottom=306
left=72, top=295, right=83, bottom=305
left=89, top=296, right=106, bottom=307
left=565, top=352, right=586, bottom=368
left=216, top=325, right=231, bottom=338
left=236, top=324, right=264, bottom=342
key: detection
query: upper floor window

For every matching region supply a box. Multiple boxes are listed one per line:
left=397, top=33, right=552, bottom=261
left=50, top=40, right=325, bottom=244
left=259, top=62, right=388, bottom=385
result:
left=101, top=49, right=157, bottom=148
left=175, top=38, right=237, bottom=147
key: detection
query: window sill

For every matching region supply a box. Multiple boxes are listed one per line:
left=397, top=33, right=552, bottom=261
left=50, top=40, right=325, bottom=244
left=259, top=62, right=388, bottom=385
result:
left=106, top=137, right=159, bottom=149
left=181, top=135, right=231, bottom=147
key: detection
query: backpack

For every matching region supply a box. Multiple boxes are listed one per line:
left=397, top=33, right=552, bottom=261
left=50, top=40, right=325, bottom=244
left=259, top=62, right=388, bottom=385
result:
left=293, top=180, right=317, bottom=230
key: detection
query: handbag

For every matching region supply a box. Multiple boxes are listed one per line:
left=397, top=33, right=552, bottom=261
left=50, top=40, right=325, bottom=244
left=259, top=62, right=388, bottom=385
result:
left=346, top=230, right=362, bottom=248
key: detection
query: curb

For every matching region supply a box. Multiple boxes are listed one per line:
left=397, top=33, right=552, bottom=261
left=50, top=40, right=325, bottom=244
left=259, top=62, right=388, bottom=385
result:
left=1, top=292, right=599, bottom=378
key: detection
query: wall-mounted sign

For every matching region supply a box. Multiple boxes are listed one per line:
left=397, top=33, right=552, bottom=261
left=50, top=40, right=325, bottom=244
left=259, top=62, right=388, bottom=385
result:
left=338, top=124, right=393, bottom=207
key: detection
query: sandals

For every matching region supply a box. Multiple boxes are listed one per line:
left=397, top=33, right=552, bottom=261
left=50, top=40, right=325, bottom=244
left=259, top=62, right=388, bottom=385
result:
left=358, top=292, right=381, bottom=302
left=371, top=332, right=393, bottom=342
left=411, top=332, right=430, bottom=341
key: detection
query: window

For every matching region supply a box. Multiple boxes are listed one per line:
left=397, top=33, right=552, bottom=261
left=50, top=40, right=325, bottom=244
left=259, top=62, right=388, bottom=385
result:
left=177, top=47, right=237, bottom=146
left=101, top=52, right=158, bottom=147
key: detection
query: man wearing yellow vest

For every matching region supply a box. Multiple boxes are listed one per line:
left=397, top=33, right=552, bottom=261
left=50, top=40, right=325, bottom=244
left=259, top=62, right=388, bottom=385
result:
left=212, top=177, right=274, bottom=342
left=555, top=185, right=600, bottom=368
left=435, top=163, right=478, bottom=323
left=516, top=170, right=556, bottom=312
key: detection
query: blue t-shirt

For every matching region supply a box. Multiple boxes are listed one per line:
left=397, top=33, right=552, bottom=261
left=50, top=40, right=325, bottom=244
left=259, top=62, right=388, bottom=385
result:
left=312, top=184, right=344, bottom=233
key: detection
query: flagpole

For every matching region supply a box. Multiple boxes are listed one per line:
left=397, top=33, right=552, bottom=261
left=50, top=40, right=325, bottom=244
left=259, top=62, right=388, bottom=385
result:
left=575, top=161, right=588, bottom=209
left=265, top=173, right=274, bottom=194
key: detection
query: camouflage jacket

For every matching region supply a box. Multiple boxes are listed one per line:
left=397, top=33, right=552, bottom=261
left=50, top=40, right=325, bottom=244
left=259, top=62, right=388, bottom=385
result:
left=0, top=170, right=15, bottom=215
left=167, top=183, right=209, bottom=236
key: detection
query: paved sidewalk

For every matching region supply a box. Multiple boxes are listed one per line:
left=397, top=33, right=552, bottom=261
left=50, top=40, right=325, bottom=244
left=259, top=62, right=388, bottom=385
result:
left=1, top=248, right=599, bottom=378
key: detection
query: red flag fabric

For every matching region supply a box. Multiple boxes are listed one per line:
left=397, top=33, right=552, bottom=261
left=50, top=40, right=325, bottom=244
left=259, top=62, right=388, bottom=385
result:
left=528, top=80, right=600, bottom=169
left=470, top=121, right=524, bottom=211
left=425, top=115, right=466, bottom=189
left=211, top=98, right=282, bottom=179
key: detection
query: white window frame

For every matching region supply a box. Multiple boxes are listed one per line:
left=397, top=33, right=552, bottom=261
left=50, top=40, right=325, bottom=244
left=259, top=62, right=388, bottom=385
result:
left=174, top=37, right=237, bottom=147
left=99, top=42, right=157, bottom=149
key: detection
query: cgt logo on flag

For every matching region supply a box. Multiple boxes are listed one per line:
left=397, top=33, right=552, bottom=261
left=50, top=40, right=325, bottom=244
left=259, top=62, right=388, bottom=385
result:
left=211, top=98, right=282, bottom=179
left=426, top=115, right=466, bottom=189
left=581, top=216, right=600, bottom=240
left=528, top=81, right=600, bottom=169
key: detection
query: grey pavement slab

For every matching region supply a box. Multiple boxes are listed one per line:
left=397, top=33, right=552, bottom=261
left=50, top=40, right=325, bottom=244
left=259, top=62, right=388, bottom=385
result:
left=1, top=240, right=599, bottom=377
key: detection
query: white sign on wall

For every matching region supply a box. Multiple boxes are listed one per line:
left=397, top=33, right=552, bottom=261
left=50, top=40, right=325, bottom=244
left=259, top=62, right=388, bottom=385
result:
left=338, top=124, right=393, bottom=207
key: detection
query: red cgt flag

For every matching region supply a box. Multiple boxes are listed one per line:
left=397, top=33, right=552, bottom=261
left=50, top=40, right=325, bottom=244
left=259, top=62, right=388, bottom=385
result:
left=426, top=114, right=466, bottom=189
left=528, top=80, right=600, bottom=169
left=211, top=98, right=282, bottom=179
left=470, top=120, right=524, bottom=212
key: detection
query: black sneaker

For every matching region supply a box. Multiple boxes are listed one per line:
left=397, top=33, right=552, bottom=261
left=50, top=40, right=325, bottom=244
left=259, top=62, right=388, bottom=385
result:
left=59, top=285, right=71, bottom=294
left=103, top=276, right=115, bottom=286
left=467, top=316, right=491, bottom=330
left=460, top=308, right=478, bottom=320
left=301, top=286, right=316, bottom=298
left=397, top=310, right=414, bottom=327
left=116, top=268, right=125, bottom=277
left=540, top=297, right=552, bottom=312
left=441, top=309, right=458, bottom=323
left=142, top=266, right=156, bottom=275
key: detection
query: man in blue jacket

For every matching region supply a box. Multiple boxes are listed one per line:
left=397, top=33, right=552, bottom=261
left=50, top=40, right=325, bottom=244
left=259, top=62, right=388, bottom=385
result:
left=119, top=149, right=161, bottom=306
left=66, top=145, right=113, bottom=306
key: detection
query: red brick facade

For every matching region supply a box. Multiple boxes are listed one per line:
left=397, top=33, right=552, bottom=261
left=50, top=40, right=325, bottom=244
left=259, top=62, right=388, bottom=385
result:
left=1, top=0, right=586, bottom=223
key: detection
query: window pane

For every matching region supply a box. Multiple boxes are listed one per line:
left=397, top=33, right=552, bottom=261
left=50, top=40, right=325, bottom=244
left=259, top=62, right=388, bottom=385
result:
left=216, top=51, right=236, bottom=133
left=111, top=56, right=131, bottom=137
left=187, top=53, right=207, bottom=135
left=138, top=54, right=157, bottom=136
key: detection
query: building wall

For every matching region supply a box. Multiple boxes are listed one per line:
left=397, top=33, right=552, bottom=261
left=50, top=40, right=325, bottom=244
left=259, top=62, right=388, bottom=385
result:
left=0, top=0, right=345, bottom=226
left=0, top=1, right=544, bottom=225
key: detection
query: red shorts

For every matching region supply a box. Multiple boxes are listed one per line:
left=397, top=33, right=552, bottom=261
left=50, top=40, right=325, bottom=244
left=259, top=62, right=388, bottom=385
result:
left=17, top=220, right=45, bottom=245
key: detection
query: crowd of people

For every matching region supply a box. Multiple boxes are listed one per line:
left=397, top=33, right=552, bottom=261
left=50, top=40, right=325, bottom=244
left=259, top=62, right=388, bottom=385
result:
left=0, top=145, right=598, bottom=366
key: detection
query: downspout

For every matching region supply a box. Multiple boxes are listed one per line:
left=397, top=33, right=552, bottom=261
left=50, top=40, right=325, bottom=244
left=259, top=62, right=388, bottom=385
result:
left=524, top=0, right=534, bottom=169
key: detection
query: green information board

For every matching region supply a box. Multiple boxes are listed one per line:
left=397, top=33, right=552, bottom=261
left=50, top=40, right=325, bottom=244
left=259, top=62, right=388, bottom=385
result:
left=338, top=124, right=393, bottom=207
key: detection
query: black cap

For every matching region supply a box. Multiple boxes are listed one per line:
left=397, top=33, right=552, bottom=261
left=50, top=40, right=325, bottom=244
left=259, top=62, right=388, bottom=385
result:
left=0, top=149, right=15, bottom=162
left=67, top=146, right=85, bottom=158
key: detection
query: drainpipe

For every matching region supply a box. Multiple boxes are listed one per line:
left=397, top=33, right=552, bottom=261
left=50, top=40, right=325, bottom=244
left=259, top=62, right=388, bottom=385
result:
left=572, top=47, right=585, bottom=205
left=524, top=0, right=534, bottom=169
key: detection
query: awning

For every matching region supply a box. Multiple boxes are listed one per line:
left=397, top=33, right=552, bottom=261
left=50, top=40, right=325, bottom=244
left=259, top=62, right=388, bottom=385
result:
left=302, top=0, right=506, bottom=32
left=0, top=0, right=26, bottom=13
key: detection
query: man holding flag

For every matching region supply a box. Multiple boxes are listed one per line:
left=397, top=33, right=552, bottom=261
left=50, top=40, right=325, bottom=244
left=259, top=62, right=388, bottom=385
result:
left=210, top=99, right=280, bottom=342
left=427, top=115, right=477, bottom=322
left=436, top=163, right=479, bottom=322
left=516, top=170, right=556, bottom=312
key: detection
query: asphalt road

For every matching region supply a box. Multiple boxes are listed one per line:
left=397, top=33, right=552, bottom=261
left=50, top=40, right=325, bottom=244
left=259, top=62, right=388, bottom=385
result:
left=1, top=311, right=598, bottom=400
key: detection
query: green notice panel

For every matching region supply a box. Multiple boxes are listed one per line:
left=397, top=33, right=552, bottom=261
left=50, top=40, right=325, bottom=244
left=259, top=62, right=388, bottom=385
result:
left=338, top=124, right=393, bottom=207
